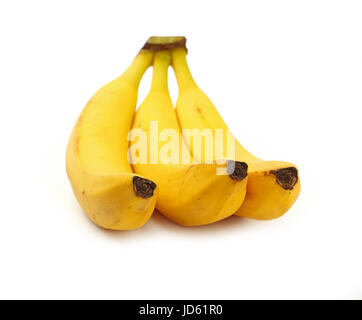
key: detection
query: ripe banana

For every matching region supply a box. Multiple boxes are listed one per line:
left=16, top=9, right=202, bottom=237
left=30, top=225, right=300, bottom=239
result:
left=172, top=45, right=300, bottom=220
left=129, top=48, right=248, bottom=226
left=66, top=50, right=158, bottom=230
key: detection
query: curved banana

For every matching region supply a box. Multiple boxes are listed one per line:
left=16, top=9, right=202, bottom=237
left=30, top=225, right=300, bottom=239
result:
left=66, top=50, right=158, bottom=230
left=129, top=48, right=248, bottom=226
left=172, top=44, right=300, bottom=220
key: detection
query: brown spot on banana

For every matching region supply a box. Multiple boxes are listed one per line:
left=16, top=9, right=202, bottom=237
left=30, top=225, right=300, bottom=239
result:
left=133, top=176, right=157, bottom=199
left=74, top=136, right=80, bottom=154
left=270, top=167, right=298, bottom=190
left=227, top=161, right=248, bottom=181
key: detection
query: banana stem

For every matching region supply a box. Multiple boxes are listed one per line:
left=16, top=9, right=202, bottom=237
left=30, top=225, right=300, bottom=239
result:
left=151, top=51, right=171, bottom=92
left=142, top=36, right=186, bottom=51
left=122, top=50, right=153, bottom=86
left=171, top=48, right=196, bottom=91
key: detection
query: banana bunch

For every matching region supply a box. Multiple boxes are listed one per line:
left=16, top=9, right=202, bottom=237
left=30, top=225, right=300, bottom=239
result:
left=66, top=36, right=300, bottom=230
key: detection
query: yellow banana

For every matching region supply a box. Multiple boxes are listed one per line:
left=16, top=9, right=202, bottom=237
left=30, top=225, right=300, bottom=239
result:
left=172, top=45, right=300, bottom=220
left=66, top=50, right=158, bottom=230
left=129, top=48, right=248, bottom=226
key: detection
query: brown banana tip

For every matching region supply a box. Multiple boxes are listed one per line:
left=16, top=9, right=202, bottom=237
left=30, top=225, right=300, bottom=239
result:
left=270, top=167, right=298, bottom=190
left=141, top=36, right=187, bottom=52
left=227, top=161, right=248, bottom=181
left=133, top=176, right=157, bottom=199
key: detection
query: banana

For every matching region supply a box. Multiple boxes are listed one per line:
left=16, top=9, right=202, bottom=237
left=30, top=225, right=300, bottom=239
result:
left=172, top=44, right=300, bottom=220
left=66, top=50, right=158, bottom=230
left=129, top=47, right=248, bottom=226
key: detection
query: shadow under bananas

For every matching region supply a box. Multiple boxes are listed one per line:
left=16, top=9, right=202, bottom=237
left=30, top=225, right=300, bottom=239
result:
left=86, top=209, right=255, bottom=240
left=150, top=210, right=253, bottom=235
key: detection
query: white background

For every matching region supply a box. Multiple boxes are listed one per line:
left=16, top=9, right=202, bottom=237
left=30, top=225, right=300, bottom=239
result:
left=0, top=0, right=361, bottom=299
